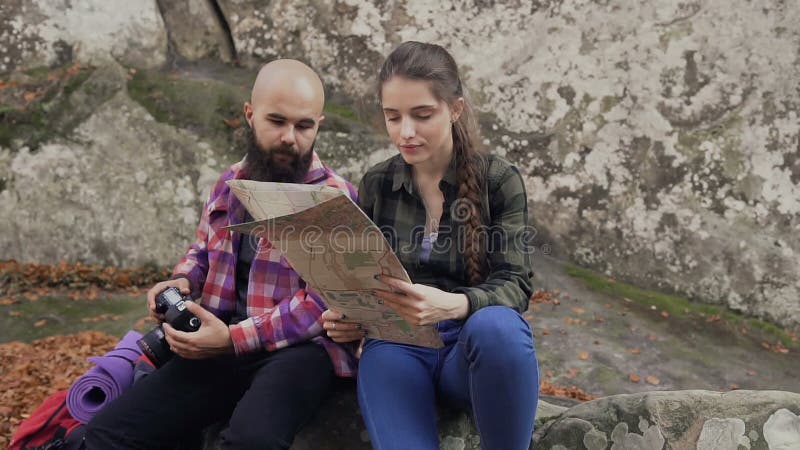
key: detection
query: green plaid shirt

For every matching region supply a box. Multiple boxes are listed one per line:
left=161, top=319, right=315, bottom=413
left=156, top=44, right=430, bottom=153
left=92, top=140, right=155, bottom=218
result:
left=357, top=153, right=534, bottom=314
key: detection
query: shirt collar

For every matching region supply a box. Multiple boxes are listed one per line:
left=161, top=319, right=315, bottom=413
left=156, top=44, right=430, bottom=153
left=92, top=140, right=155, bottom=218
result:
left=391, top=155, right=459, bottom=193
left=301, top=151, right=329, bottom=184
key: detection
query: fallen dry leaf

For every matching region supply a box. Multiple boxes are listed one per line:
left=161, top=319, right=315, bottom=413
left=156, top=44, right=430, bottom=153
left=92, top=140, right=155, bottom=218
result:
left=23, top=91, right=37, bottom=103
left=565, top=368, right=580, bottom=379
left=539, top=380, right=595, bottom=402
left=746, top=370, right=757, bottom=376
left=647, top=334, right=658, bottom=341
left=729, top=384, right=740, bottom=390
left=0, top=331, right=118, bottom=447
left=646, top=375, right=660, bottom=385
left=578, top=351, right=589, bottom=360
left=629, top=347, right=642, bottom=355
left=707, top=314, right=721, bottom=323
left=660, top=311, right=670, bottom=318
left=629, top=373, right=640, bottom=383
left=541, top=329, right=551, bottom=335
left=223, top=117, right=242, bottom=128
left=570, top=307, right=585, bottom=315
left=33, top=319, right=47, bottom=327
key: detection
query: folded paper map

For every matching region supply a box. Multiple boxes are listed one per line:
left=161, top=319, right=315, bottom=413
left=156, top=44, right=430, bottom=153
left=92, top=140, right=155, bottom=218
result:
left=225, top=179, right=443, bottom=348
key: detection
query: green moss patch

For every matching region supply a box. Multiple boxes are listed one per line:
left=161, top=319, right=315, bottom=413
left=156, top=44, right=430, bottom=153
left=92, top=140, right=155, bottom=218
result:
left=0, top=64, right=97, bottom=150
left=127, top=69, right=248, bottom=147
left=0, top=293, right=148, bottom=343
left=565, top=263, right=798, bottom=349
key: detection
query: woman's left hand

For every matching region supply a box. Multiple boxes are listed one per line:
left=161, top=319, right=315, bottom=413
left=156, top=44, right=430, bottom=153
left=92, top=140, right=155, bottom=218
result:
left=373, top=275, right=469, bottom=325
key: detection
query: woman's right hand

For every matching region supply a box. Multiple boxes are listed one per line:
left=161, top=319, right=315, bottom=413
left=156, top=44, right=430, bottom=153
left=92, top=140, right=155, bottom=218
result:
left=146, top=278, right=191, bottom=322
left=322, top=309, right=365, bottom=343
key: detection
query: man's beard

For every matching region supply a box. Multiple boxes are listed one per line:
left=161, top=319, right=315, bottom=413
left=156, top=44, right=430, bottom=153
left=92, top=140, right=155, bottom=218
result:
left=242, top=126, right=315, bottom=183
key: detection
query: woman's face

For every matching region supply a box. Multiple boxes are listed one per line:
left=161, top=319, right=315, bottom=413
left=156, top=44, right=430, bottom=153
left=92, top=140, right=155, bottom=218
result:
left=381, top=76, right=460, bottom=168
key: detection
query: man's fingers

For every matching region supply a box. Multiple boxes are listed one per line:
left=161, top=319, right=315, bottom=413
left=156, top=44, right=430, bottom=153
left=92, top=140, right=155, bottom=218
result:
left=182, top=301, right=212, bottom=321
left=321, top=309, right=344, bottom=321
left=323, top=321, right=361, bottom=331
left=326, top=329, right=365, bottom=342
left=163, top=323, right=193, bottom=344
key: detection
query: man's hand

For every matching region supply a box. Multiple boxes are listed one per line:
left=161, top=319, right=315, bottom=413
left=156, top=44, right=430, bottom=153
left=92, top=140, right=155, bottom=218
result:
left=163, top=301, right=234, bottom=359
left=373, top=275, right=470, bottom=325
left=321, top=309, right=365, bottom=343
left=147, top=278, right=191, bottom=322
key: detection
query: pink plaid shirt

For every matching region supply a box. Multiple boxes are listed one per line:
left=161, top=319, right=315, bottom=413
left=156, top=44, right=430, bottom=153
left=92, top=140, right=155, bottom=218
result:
left=172, top=152, right=359, bottom=377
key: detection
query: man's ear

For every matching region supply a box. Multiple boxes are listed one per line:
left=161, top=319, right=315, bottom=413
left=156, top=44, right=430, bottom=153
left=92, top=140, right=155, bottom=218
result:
left=451, top=97, right=465, bottom=123
left=317, top=114, right=325, bottom=129
left=243, top=102, right=254, bottom=128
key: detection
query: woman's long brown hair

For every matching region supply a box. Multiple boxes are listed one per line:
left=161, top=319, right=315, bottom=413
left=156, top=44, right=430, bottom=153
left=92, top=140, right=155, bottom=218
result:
left=379, top=41, right=488, bottom=285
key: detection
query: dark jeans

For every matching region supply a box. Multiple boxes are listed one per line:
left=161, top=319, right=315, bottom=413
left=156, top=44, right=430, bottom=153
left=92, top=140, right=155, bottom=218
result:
left=84, top=342, right=335, bottom=450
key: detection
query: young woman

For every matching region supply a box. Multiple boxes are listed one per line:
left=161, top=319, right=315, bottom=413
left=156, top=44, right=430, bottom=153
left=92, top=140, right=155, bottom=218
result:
left=322, top=41, right=539, bottom=450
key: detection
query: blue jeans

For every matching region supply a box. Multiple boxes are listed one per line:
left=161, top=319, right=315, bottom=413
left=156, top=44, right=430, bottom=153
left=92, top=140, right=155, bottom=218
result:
left=357, top=306, right=539, bottom=450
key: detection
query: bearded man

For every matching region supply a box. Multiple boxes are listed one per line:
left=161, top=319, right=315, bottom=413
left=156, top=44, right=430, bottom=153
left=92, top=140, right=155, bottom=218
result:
left=84, top=60, right=360, bottom=450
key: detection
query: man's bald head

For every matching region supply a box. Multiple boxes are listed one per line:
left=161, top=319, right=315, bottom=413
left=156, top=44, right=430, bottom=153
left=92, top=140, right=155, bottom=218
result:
left=242, top=60, right=326, bottom=183
left=250, top=59, right=325, bottom=115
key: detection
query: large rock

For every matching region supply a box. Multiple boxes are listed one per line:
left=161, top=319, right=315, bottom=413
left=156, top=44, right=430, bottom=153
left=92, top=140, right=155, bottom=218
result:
left=0, top=0, right=167, bottom=72
left=2, top=1, right=800, bottom=328
left=202, top=385, right=567, bottom=450
left=533, top=390, right=800, bottom=449
left=200, top=388, right=800, bottom=449
left=212, top=0, right=800, bottom=329
left=156, top=0, right=234, bottom=62
left=0, top=63, right=222, bottom=266
left=0, top=62, right=394, bottom=267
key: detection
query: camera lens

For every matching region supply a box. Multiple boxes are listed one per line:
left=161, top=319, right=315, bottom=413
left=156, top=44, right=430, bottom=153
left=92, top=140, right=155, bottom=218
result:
left=136, top=326, right=173, bottom=368
left=188, top=317, right=201, bottom=330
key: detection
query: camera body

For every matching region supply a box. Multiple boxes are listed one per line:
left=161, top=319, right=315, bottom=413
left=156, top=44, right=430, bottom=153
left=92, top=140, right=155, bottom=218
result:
left=137, top=287, right=202, bottom=367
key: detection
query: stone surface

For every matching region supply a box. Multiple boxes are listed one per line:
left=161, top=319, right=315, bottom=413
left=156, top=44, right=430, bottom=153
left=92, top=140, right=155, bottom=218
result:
left=533, top=390, right=800, bottom=450
left=212, top=0, right=800, bottom=329
left=200, top=388, right=800, bottom=449
left=0, top=63, right=221, bottom=267
left=156, top=0, right=233, bottom=62
left=0, top=0, right=167, bottom=72
left=202, top=384, right=563, bottom=450
left=1, top=1, right=799, bottom=328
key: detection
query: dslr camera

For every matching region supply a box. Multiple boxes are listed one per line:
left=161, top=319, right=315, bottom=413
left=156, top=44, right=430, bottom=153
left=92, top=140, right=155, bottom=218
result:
left=137, top=286, right=201, bottom=368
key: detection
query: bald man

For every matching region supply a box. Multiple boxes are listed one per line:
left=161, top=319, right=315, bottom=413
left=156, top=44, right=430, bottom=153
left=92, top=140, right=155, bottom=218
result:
left=84, top=60, right=360, bottom=450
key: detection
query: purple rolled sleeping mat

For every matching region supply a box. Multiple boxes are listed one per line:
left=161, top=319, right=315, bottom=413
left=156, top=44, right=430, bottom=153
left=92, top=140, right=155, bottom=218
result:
left=66, top=330, right=143, bottom=424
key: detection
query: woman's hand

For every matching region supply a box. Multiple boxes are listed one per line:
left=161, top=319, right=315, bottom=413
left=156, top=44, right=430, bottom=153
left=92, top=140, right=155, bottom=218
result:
left=322, top=309, right=366, bottom=343
left=373, top=275, right=469, bottom=325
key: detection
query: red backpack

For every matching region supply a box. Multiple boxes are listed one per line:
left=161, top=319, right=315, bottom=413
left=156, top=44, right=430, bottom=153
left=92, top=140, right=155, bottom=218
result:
left=9, top=390, right=84, bottom=450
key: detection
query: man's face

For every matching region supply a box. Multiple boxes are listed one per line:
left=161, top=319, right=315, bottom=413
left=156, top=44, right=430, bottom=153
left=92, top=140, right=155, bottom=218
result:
left=242, top=82, right=323, bottom=182
left=243, top=126, right=315, bottom=183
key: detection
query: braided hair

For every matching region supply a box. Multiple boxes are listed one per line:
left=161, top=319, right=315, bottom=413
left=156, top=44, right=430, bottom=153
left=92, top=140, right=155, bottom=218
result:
left=379, top=41, right=488, bottom=285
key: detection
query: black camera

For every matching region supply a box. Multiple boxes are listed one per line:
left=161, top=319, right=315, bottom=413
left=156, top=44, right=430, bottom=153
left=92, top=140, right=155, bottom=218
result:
left=137, top=287, right=201, bottom=368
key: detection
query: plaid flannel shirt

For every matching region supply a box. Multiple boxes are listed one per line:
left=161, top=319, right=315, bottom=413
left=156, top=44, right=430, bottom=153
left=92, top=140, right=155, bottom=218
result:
left=357, top=154, right=535, bottom=314
left=172, top=152, right=359, bottom=377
